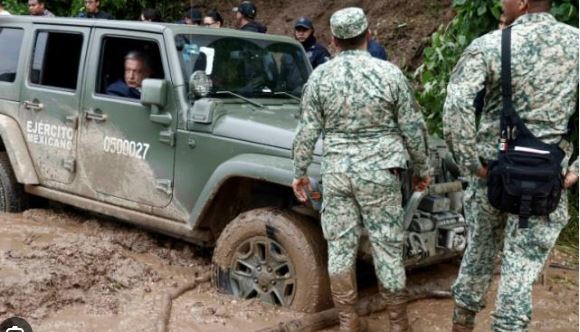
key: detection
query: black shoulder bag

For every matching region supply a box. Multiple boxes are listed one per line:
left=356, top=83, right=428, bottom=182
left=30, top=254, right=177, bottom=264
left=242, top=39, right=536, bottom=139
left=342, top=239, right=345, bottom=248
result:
left=486, top=27, right=565, bottom=228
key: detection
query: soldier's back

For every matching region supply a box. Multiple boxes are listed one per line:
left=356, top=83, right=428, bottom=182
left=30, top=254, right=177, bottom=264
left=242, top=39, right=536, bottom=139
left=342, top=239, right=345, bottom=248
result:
left=311, top=50, right=404, bottom=132
left=306, top=49, right=415, bottom=174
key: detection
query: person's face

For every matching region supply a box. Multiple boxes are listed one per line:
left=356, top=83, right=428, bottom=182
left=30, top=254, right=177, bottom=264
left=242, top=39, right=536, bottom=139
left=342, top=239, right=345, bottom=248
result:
left=235, top=12, right=243, bottom=25
left=294, top=27, right=313, bottom=42
left=84, top=0, right=99, bottom=13
left=124, top=59, right=149, bottom=89
left=28, top=0, right=44, bottom=15
left=502, top=0, right=528, bottom=24
left=203, top=17, right=221, bottom=28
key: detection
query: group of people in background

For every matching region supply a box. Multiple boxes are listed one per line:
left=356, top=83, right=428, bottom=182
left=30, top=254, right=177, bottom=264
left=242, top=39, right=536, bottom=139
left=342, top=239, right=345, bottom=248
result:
left=0, top=0, right=389, bottom=71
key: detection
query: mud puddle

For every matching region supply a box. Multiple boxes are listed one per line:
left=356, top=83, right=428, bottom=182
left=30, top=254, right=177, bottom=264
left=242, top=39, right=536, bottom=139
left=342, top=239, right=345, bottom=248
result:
left=0, top=207, right=577, bottom=331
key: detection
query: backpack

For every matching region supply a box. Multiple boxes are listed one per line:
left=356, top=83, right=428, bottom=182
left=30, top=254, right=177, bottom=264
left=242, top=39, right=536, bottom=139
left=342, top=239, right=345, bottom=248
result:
left=486, top=26, right=566, bottom=228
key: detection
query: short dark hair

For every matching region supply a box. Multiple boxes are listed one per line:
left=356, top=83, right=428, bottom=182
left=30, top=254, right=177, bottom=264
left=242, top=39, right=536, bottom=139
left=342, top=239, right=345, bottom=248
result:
left=205, top=9, right=223, bottom=25
left=334, top=29, right=368, bottom=50
left=185, top=7, right=202, bottom=23
left=142, top=8, right=161, bottom=22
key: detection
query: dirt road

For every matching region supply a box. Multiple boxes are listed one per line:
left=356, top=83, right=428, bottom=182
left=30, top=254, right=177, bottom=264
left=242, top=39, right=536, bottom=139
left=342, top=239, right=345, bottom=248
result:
left=0, top=208, right=577, bottom=331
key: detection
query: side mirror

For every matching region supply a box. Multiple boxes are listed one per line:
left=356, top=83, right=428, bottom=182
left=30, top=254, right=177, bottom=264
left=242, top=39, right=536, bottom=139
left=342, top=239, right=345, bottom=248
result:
left=141, top=79, right=172, bottom=126
left=189, top=70, right=212, bottom=98
left=141, top=79, right=168, bottom=109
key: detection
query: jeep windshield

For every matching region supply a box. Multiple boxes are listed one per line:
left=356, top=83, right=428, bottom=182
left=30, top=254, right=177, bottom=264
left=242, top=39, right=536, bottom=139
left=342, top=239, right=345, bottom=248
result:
left=175, top=34, right=311, bottom=99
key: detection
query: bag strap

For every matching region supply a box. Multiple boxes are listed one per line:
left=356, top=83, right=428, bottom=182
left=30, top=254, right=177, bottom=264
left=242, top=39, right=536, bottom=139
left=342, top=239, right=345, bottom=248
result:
left=500, top=27, right=520, bottom=140
left=501, top=27, right=514, bottom=120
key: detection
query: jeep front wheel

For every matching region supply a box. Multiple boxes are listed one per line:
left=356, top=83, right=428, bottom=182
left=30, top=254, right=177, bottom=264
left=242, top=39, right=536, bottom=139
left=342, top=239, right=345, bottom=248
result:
left=212, top=208, right=331, bottom=313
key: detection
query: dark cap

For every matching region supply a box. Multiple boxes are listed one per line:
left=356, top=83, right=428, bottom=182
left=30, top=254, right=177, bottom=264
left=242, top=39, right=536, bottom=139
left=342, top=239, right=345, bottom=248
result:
left=294, top=16, right=313, bottom=30
left=186, top=8, right=202, bottom=21
left=233, top=1, right=257, bottom=19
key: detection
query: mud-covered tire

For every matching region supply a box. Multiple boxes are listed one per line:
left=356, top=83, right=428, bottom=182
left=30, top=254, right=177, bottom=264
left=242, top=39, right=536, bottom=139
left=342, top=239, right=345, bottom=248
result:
left=212, top=208, right=332, bottom=313
left=0, top=152, right=27, bottom=212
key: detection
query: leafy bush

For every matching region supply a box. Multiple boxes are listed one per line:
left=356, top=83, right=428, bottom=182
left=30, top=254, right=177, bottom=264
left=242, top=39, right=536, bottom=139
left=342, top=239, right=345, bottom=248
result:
left=4, top=0, right=187, bottom=21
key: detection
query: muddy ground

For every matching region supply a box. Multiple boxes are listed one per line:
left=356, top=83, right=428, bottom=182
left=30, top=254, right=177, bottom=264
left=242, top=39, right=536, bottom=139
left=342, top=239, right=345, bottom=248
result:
left=0, top=207, right=577, bottom=331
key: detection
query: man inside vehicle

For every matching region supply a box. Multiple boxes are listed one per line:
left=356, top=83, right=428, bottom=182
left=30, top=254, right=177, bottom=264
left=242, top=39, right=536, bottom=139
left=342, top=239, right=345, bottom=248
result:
left=106, top=51, right=152, bottom=99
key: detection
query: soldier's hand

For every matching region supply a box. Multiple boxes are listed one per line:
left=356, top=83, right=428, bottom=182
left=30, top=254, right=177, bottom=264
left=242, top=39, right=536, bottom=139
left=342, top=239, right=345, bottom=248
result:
left=412, top=176, right=431, bottom=192
left=475, top=166, right=488, bottom=179
left=292, top=177, right=312, bottom=203
left=564, top=171, right=579, bottom=189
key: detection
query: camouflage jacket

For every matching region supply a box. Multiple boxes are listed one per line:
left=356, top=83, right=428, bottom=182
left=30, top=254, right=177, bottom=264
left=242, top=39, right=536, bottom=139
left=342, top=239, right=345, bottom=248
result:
left=293, top=50, right=430, bottom=178
left=443, top=13, right=579, bottom=175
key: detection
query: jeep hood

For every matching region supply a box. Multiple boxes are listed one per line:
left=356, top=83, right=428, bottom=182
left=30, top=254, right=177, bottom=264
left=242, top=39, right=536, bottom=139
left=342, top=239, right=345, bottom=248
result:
left=212, top=105, right=322, bottom=155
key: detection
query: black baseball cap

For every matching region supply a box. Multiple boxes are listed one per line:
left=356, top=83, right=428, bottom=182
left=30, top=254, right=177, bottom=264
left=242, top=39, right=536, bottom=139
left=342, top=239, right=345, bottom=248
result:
left=233, top=1, right=257, bottom=19
left=295, top=16, right=313, bottom=30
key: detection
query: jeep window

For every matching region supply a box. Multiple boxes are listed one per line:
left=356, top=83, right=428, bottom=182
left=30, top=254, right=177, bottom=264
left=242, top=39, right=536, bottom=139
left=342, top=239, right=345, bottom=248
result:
left=0, top=28, right=24, bottom=83
left=96, top=37, right=165, bottom=100
left=176, top=35, right=311, bottom=98
left=30, top=31, right=83, bottom=90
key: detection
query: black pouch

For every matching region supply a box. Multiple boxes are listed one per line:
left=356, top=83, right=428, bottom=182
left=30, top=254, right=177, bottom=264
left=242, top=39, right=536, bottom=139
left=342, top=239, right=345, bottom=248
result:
left=486, top=27, right=564, bottom=228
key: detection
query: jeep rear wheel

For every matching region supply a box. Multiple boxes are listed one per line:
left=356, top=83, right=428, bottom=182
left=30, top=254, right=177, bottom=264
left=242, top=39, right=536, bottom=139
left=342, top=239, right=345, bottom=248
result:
left=212, top=208, right=332, bottom=313
left=0, top=152, right=27, bottom=212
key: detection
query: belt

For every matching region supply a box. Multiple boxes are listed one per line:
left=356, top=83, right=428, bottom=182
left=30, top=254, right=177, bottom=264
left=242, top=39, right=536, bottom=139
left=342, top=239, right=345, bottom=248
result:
left=325, top=127, right=401, bottom=138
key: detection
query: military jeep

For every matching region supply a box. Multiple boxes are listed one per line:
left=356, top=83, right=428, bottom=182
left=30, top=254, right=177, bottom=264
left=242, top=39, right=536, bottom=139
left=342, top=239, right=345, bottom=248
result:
left=0, top=17, right=466, bottom=313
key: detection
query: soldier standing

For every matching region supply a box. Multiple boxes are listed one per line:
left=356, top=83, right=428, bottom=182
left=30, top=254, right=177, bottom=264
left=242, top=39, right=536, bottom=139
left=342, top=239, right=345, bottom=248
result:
left=442, top=0, right=578, bottom=331
left=292, top=7, right=431, bottom=332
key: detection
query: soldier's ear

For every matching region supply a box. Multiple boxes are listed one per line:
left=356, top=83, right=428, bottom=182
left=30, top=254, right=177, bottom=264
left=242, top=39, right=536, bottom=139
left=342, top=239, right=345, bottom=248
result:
left=519, top=0, right=529, bottom=12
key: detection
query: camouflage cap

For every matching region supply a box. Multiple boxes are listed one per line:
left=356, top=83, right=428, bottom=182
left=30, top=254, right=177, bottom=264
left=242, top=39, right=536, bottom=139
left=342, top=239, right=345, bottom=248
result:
left=330, top=7, right=368, bottom=39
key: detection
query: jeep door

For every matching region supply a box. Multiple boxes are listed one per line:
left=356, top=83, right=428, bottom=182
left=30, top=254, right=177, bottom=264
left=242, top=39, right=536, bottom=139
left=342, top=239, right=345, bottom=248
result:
left=19, top=26, right=90, bottom=184
left=77, top=30, right=176, bottom=208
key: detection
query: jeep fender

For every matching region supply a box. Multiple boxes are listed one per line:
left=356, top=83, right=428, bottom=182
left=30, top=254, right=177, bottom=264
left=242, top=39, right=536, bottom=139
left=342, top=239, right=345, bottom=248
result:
left=188, top=153, right=319, bottom=228
left=0, top=115, right=39, bottom=184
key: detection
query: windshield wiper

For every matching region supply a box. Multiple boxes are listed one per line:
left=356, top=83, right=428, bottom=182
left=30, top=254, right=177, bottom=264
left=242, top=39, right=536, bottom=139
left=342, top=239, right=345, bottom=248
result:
left=274, top=92, right=301, bottom=102
left=216, top=90, right=264, bottom=108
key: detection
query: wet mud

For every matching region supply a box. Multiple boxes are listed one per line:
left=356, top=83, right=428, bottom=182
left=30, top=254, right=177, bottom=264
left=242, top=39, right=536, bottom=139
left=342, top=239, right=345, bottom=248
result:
left=0, top=207, right=577, bottom=331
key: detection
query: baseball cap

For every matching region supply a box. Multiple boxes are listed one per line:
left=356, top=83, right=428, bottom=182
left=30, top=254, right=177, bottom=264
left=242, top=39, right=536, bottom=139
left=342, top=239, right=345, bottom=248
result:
left=233, top=1, right=257, bottom=19
left=294, top=16, right=313, bottom=30
left=330, top=7, right=369, bottom=39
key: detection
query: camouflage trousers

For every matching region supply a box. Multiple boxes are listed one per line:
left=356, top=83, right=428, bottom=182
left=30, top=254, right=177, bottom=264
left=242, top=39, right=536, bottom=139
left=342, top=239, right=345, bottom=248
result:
left=321, top=170, right=406, bottom=292
left=452, top=176, right=569, bottom=331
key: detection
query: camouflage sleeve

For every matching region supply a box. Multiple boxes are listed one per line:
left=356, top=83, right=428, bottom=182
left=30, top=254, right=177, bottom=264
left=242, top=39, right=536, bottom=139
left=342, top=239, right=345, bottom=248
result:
left=569, top=159, right=579, bottom=175
left=292, top=80, right=323, bottom=178
left=395, top=72, right=431, bottom=177
left=442, top=41, right=487, bottom=175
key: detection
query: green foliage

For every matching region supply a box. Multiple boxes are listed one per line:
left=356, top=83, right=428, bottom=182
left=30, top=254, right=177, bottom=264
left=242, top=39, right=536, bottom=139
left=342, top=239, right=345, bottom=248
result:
left=4, top=0, right=188, bottom=21
left=3, top=0, right=28, bottom=15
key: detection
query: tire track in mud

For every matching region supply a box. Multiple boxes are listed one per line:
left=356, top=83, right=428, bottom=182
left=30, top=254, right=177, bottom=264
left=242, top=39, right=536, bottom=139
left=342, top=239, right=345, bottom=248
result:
left=0, top=208, right=211, bottom=323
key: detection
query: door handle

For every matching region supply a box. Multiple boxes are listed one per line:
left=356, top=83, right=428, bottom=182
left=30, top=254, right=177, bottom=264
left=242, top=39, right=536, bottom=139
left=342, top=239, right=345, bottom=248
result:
left=85, top=108, right=107, bottom=122
left=23, top=100, right=44, bottom=111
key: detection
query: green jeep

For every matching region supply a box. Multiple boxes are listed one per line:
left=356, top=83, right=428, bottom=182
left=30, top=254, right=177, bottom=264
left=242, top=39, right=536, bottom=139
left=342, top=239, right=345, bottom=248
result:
left=0, top=16, right=466, bottom=313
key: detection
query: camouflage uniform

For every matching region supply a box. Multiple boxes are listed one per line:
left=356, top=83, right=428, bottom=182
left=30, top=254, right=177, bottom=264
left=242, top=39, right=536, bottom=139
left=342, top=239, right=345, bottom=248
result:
left=292, top=8, right=430, bottom=294
left=443, top=13, right=578, bottom=331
